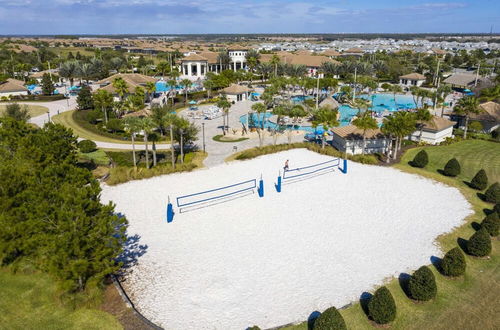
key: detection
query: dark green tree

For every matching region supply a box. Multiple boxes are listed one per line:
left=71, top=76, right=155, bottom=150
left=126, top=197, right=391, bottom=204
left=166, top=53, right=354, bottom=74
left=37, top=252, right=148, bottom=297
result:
left=368, top=286, right=396, bottom=325
left=494, top=203, right=500, bottom=216
left=481, top=212, right=499, bottom=237
left=408, top=266, right=437, bottom=301
left=2, top=103, right=30, bottom=122
left=0, top=118, right=127, bottom=292
left=314, top=306, right=347, bottom=330
left=41, top=73, right=54, bottom=96
left=467, top=227, right=492, bottom=257
left=106, top=118, right=123, bottom=133
left=78, top=140, right=97, bottom=153
left=441, top=247, right=466, bottom=277
left=76, top=85, right=94, bottom=110
left=484, top=182, right=500, bottom=204
left=411, top=150, right=429, bottom=168
left=443, top=158, right=461, bottom=177
left=470, top=169, right=488, bottom=190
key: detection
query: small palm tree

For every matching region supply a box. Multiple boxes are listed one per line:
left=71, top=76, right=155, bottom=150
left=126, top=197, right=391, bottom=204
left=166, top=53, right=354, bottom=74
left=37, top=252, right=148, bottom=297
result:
left=180, top=78, right=192, bottom=104
left=145, top=81, right=156, bottom=104
left=415, top=108, right=432, bottom=142
left=312, top=107, right=340, bottom=149
left=149, top=132, right=159, bottom=167
left=454, top=96, right=482, bottom=139
left=123, top=117, right=141, bottom=169
left=251, top=102, right=267, bottom=147
left=270, top=55, right=280, bottom=77
left=93, top=89, right=113, bottom=123
left=138, top=117, right=155, bottom=169
left=217, top=96, right=232, bottom=135
left=112, top=77, right=129, bottom=102
left=352, top=111, right=378, bottom=155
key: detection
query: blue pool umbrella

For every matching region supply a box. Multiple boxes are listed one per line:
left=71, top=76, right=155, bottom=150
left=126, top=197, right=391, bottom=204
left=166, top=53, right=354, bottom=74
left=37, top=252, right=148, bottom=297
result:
left=189, top=100, right=197, bottom=104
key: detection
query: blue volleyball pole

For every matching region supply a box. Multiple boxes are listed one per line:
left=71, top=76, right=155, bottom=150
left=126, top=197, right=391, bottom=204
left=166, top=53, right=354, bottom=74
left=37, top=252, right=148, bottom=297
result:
left=276, top=171, right=282, bottom=193
left=341, top=159, right=348, bottom=174
left=167, top=196, right=174, bottom=223
left=258, top=174, right=264, bottom=197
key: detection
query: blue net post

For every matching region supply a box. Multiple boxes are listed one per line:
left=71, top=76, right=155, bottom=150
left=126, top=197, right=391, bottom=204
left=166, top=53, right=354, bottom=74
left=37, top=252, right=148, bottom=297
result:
left=276, top=171, right=282, bottom=193
left=167, top=196, right=174, bottom=223
left=258, top=175, right=264, bottom=198
left=341, top=159, right=347, bottom=174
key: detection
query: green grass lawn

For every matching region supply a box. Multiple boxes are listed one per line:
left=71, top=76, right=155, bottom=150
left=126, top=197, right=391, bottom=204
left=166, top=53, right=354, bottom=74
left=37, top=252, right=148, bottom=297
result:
left=0, top=269, right=121, bottom=330
left=0, top=104, right=49, bottom=118
left=78, top=149, right=111, bottom=166
left=283, top=140, right=500, bottom=330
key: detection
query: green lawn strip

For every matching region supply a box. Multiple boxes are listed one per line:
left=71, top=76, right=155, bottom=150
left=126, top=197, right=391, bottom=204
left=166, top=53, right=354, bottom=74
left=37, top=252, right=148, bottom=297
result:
left=283, top=140, right=500, bottom=330
left=52, top=110, right=159, bottom=145
left=78, top=149, right=111, bottom=166
left=0, top=269, right=121, bottom=330
left=212, top=134, right=249, bottom=143
left=0, top=104, right=49, bottom=117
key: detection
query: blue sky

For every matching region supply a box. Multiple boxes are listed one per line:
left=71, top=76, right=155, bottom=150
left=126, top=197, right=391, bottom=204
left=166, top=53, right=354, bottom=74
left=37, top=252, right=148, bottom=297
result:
left=0, top=0, right=498, bottom=35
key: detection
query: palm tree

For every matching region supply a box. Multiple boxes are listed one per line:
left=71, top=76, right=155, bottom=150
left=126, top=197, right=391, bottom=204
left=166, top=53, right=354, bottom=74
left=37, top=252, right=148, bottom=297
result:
left=437, top=84, right=453, bottom=117
left=270, top=55, right=281, bottom=77
left=163, top=113, right=177, bottom=168
left=352, top=111, right=378, bottom=155
left=139, top=117, right=156, bottom=169
left=217, top=96, right=231, bottom=135
left=312, top=107, right=340, bottom=149
left=251, top=102, right=267, bottom=147
left=93, top=89, right=113, bottom=123
left=180, top=79, right=192, bottom=104
left=123, top=117, right=141, bottom=169
left=415, top=108, right=432, bottom=142
left=145, top=81, right=156, bottom=104
left=203, top=79, right=215, bottom=98
left=454, top=96, right=482, bottom=139
left=156, top=61, right=169, bottom=78
left=112, top=77, right=129, bottom=101
left=167, top=79, right=177, bottom=105
left=149, top=132, right=159, bottom=167
left=217, top=50, right=231, bottom=71
left=77, top=62, right=95, bottom=85
left=59, top=60, right=79, bottom=87
left=389, top=84, right=403, bottom=107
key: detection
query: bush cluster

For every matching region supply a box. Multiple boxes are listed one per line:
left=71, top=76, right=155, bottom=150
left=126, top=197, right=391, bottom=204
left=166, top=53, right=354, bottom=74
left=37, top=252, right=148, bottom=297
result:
left=77, top=139, right=97, bottom=153
left=484, top=182, right=500, bottom=204
left=314, top=306, right=347, bottom=330
left=469, top=169, right=488, bottom=190
left=467, top=227, right=492, bottom=257
left=408, top=266, right=437, bottom=301
left=368, top=286, right=396, bottom=325
left=441, top=247, right=466, bottom=277
left=411, top=150, right=428, bottom=168
left=443, top=158, right=461, bottom=177
left=481, top=212, right=499, bottom=237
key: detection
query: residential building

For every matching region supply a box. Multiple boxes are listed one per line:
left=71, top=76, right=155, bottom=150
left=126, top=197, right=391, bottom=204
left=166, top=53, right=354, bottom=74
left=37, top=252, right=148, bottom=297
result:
left=0, top=79, right=29, bottom=98
left=221, top=84, right=252, bottom=102
left=399, top=73, right=426, bottom=87
left=409, top=116, right=456, bottom=144
left=95, top=73, right=156, bottom=101
left=330, top=125, right=390, bottom=155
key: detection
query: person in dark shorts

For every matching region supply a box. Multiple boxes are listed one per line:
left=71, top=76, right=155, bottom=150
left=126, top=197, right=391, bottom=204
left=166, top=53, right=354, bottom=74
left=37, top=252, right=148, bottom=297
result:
left=284, top=160, right=289, bottom=171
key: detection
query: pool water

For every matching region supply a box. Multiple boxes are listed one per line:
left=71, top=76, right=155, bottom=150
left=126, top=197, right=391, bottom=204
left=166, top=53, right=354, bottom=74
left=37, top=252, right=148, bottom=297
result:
left=240, top=113, right=326, bottom=133
left=156, top=81, right=200, bottom=92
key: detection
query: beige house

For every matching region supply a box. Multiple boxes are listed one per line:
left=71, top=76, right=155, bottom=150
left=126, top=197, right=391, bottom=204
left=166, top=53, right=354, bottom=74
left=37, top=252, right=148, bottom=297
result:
left=221, top=84, right=252, bottom=102
left=399, top=73, right=426, bottom=87
left=179, top=47, right=248, bottom=78
left=409, top=116, right=456, bottom=144
left=0, top=79, right=29, bottom=98
left=471, top=101, right=500, bottom=132
left=95, top=73, right=156, bottom=101
left=331, top=125, right=390, bottom=155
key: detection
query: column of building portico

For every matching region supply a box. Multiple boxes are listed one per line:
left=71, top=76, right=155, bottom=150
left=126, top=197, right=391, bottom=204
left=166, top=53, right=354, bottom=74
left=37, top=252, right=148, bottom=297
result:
left=233, top=62, right=237, bottom=71
left=187, top=63, right=192, bottom=76
left=197, top=63, right=201, bottom=77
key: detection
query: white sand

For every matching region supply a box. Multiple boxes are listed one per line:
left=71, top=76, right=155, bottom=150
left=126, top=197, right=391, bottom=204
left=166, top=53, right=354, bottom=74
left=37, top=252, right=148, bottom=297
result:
left=100, top=149, right=472, bottom=330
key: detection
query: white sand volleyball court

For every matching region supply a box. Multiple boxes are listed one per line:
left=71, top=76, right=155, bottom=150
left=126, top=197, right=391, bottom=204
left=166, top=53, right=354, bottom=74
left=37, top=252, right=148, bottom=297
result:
left=100, top=149, right=472, bottom=330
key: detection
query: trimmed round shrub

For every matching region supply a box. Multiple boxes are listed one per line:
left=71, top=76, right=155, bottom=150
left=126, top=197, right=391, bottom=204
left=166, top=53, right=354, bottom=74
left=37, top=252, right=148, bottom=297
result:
left=408, top=266, right=437, bottom=301
left=77, top=139, right=97, bottom=153
left=411, top=150, right=429, bottom=168
left=481, top=212, right=499, bottom=237
left=247, top=326, right=261, bottom=330
left=314, top=306, right=347, bottom=330
left=469, top=169, right=488, bottom=190
left=484, top=182, right=500, bottom=204
left=368, top=286, right=396, bottom=325
left=494, top=203, right=500, bottom=216
left=467, top=227, right=492, bottom=257
left=443, top=158, right=461, bottom=177
left=441, top=247, right=466, bottom=277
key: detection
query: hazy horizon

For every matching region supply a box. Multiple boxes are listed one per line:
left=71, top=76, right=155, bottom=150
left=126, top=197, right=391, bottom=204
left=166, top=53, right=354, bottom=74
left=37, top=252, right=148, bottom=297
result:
left=0, top=1, right=498, bottom=35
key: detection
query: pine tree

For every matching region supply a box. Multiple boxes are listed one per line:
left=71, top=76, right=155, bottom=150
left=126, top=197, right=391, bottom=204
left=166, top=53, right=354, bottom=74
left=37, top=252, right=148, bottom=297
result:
left=494, top=203, right=500, bottom=216
left=467, top=227, right=492, bottom=257
left=484, top=182, right=500, bottom=204
left=481, top=212, right=499, bottom=236
left=441, top=247, right=466, bottom=277
left=469, top=169, right=488, bottom=190
left=76, top=85, right=94, bottom=110
left=41, top=73, right=54, bottom=96
left=314, top=306, right=347, bottom=330
left=368, top=286, right=396, bottom=325
left=408, top=266, right=437, bottom=301
left=411, top=150, right=429, bottom=168
left=443, top=158, right=461, bottom=177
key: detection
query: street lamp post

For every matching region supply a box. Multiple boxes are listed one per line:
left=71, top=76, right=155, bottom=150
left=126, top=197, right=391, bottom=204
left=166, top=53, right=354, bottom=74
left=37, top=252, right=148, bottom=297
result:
left=202, top=122, right=206, bottom=153
left=47, top=111, right=51, bottom=123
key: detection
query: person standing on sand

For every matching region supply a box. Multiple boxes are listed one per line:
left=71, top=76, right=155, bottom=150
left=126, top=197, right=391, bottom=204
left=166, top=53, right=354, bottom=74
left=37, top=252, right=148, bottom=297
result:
left=284, top=160, right=289, bottom=171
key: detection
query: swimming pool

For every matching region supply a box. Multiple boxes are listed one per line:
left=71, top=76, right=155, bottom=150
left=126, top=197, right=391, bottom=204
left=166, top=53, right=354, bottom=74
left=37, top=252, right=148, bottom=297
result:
left=155, top=81, right=200, bottom=92
left=240, top=113, right=326, bottom=133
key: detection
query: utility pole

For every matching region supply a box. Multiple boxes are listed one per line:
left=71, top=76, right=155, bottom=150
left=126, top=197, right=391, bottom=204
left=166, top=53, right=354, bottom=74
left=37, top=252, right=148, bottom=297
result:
left=202, top=122, right=206, bottom=153
left=315, top=72, right=320, bottom=110
left=170, top=124, right=175, bottom=169
left=474, top=62, right=481, bottom=87
left=352, top=67, right=357, bottom=103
